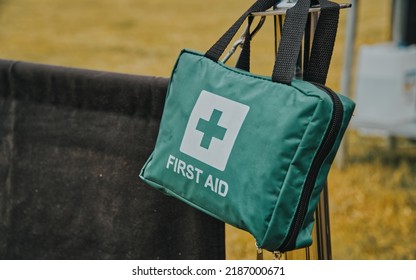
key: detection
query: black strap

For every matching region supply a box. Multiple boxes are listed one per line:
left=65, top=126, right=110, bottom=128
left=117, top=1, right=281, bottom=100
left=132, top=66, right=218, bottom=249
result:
left=303, top=14, right=311, bottom=77
left=236, top=13, right=309, bottom=75
left=250, top=1, right=339, bottom=85
left=271, top=0, right=311, bottom=84
left=205, top=0, right=278, bottom=62
left=235, top=16, right=254, bottom=72
left=272, top=0, right=340, bottom=84
left=205, top=0, right=310, bottom=83
left=303, top=1, right=340, bottom=84
left=216, top=0, right=339, bottom=85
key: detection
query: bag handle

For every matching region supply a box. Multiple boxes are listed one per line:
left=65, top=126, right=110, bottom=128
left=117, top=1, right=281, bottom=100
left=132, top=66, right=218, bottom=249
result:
left=303, top=1, right=340, bottom=84
left=205, top=0, right=279, bottom=63
left=235, top=15, right=255, bottom=72
left=273, top=0, right=340, bottom=84
left=236, top=1, right=340, bottom=85
left=271, top=0, right=312, bottom=84
left=205, top=0, right=340, bottom=85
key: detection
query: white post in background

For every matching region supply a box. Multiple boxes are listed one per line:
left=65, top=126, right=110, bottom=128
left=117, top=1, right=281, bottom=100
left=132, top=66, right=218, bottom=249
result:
left=388, top=0, right=408, bottom=149
left=337, top=0, right=358, bottom=168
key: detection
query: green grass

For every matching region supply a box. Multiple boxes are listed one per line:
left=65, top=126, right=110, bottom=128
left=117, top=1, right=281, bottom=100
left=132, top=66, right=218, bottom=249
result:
left=1, top=0, right=415, bottom=260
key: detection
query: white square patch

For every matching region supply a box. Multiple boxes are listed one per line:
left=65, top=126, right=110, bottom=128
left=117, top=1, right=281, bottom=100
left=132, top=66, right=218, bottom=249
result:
left=180, top=90, right=250, bottom=171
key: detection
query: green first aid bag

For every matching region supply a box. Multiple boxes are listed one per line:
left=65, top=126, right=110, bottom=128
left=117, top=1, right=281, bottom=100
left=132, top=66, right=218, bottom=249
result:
left=140, top=0, right=355, bottom=253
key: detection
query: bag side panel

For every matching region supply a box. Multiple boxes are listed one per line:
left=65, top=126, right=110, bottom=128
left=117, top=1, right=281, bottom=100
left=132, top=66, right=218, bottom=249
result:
left=259, top=83, right=334, bottom=251
left=294, top=93, right=355, bottom=250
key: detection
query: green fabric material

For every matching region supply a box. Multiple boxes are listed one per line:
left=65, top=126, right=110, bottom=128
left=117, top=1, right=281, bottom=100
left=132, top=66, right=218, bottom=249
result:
left=140, top=49, right=355, bottom=252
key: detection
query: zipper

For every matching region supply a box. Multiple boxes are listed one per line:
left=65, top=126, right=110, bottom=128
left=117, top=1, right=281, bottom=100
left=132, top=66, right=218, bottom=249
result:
left=277, top=82, right=344, bottom=252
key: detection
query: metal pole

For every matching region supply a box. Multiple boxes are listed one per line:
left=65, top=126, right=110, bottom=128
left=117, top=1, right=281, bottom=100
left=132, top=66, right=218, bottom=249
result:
left=310, top=10, right=332, bottom=260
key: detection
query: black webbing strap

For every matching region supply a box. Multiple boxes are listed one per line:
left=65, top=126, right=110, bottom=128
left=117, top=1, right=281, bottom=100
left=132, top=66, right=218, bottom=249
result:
left=235, top=16, right=254, bottom=72
left=303, top=14, right=311, bottom=77
left=205, top=0, right=278, bottom=62
left=206, top=0, right=339, bottom=85
left=303, top=1, right=340, bottom=85
left=235, top=13, right=310, bottom=74
left=271, top=0, right=311, bottom=84
left=226, top=0, right=340, bottom=86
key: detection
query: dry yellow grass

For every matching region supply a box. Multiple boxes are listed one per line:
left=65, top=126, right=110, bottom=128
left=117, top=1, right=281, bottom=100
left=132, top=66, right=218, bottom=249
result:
left=1, top=0, right=415, bottom=260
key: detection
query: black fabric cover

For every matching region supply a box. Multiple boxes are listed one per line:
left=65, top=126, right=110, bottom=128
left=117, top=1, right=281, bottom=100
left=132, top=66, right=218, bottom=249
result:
left=0, top=59, right=225, bottom=260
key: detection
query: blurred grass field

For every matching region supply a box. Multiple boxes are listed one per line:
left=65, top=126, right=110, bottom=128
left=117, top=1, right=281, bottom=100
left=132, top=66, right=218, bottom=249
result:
left=1, top=0, right=415, bottom=259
